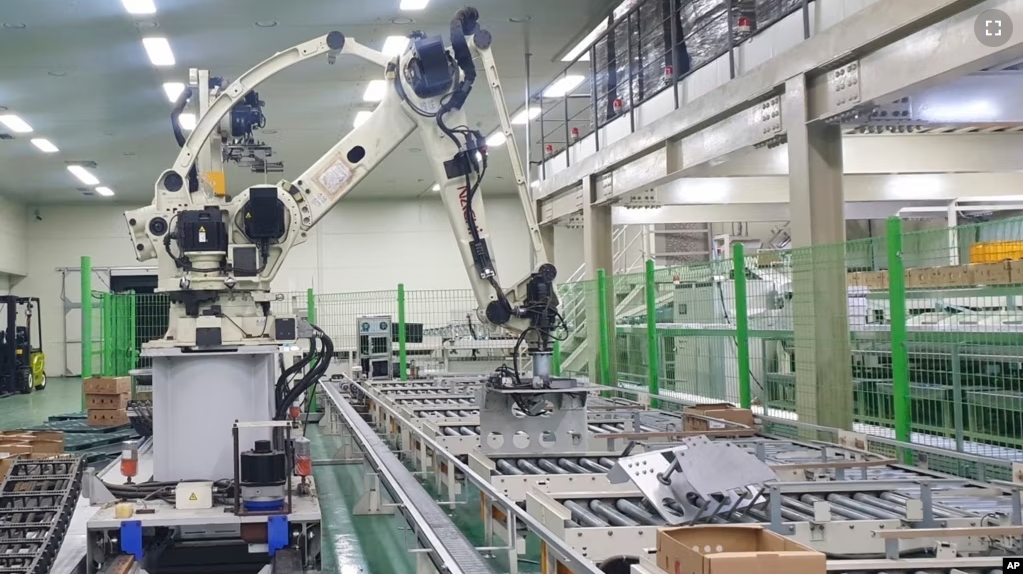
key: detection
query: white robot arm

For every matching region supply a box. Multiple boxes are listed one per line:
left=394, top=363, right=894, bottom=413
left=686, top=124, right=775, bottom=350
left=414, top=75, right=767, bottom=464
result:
left=125, top=8, right=563, bottom=381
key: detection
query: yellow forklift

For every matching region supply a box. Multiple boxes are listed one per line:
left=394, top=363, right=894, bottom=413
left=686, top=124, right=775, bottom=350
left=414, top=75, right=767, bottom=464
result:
left=0, top=296, right=46, bottom=396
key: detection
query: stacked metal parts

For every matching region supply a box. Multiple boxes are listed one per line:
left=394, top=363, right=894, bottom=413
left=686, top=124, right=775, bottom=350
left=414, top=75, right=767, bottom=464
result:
left=0, top=456, right=83, bottom=574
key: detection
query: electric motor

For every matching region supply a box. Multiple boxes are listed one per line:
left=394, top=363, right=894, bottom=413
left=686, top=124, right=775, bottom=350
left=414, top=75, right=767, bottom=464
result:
left=239, top=439, right=287, bottom=512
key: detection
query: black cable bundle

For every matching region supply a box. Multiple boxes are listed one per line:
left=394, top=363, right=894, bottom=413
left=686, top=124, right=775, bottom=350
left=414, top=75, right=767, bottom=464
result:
left=275, top=325, right=333, bottom=421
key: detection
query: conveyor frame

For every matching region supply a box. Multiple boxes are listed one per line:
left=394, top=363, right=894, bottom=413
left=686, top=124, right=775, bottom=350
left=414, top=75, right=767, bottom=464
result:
left=320, top=377, right=602, bottom=574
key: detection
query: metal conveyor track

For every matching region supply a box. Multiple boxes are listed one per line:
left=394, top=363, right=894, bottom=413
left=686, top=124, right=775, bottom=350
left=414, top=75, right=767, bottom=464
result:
left=323, top=383, right=494, bottom=574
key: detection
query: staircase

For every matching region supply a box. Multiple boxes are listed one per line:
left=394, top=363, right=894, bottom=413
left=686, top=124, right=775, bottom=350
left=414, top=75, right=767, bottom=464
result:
left=556, top=225, right=672, bottom=375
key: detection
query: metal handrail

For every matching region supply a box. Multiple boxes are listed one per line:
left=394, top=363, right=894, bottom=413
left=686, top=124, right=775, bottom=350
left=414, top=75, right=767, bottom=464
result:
left=531, top=0, right=816, bottom=176
left=343, top=376, right=602, bottom=574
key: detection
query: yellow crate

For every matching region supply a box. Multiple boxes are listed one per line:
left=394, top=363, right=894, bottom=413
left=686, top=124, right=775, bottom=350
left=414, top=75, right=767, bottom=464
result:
left=970, top=241, right=1023, bottom=264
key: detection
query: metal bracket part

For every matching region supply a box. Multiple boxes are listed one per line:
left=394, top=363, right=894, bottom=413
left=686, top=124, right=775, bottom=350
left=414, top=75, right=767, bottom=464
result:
left=607, top=437, right=776, bottom=525
left=477, top=384, right=594, bottom=456
left=827, top=60, right=861, bottom=112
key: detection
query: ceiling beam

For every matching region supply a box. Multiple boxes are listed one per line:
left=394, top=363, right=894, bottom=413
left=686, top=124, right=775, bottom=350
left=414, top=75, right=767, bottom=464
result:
left=540, top=172, right=1023, bottom=224
left=687, top=133, right=1023, bottom=177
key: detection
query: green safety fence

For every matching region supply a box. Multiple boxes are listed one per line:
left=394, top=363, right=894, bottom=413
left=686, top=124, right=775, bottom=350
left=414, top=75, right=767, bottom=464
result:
left=85, top=215, right=1023, bottom=463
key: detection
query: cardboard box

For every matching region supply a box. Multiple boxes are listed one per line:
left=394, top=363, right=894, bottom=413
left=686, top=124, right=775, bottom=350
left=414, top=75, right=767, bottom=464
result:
left=683, top=403, right=755, bottom=432
left=88, top=409, right=130, bottom=427
left=83, top=376, right=131, bottom=395
left=1010, top=259, right=1023, bottom=283
left=136, top=391, right=153, bottom=402
left=943, top=265, right=976, bottom=287
left=971, top=261, right=1013, bottom=286
left=0, top=454, right=20, bottom=479
left=657, top=525, right=826, bottom=574
left=0, top=431, right=64, bottom=451
left=86, top=393, right=130, bottom=410
left=863, top=271, right=889, bottom=290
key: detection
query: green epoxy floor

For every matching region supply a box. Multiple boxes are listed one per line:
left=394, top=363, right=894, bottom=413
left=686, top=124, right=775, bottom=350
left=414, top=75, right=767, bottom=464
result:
left=0, top=378, right=518, bottom=574
left=0, top=376, right=82, bottom=431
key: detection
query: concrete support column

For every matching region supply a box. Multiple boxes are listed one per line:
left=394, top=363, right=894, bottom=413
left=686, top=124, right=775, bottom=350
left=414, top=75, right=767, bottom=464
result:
left=785, top=75, right=854, bottom=430
left=582, top=175, right=615, bottom=383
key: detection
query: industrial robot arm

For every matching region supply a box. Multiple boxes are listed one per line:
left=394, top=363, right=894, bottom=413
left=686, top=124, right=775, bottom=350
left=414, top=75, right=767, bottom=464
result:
left=125, top=8, right=563, bottom=383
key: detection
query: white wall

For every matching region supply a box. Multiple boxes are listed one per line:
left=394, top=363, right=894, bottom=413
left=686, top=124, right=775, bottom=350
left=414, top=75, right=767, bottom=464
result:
left=0, top=194, right=27, bottom=279
left=15, top=197, right=534, bottom=375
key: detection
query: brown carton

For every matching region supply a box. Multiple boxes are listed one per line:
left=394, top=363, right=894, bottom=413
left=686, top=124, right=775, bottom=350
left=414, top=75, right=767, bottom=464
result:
left=136, top=391, right=153, bottom=402
left=863, top=271, right=889, bottom=290
left=1010, top=259, right=1023, bottom=283
left=971, top=262, right=1013, bottom=286
left=86, top=393, right=131, bottom=410
left=0, top=431, right=64, bottom=451
left=83, top=376, right=131, bottom=395
left=657, top=525, right=826, bottom=574
left=88, top=409, right=130, bottom=427
left=944, top=265, right=976, bottom=287
left=683, top=403, right=754, bottom=432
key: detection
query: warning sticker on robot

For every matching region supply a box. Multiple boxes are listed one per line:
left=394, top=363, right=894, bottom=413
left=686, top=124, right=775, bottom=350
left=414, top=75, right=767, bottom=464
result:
left=317, top=160, right=352, bottom=197
left=198, top=226, right=207, bottom=243
left=189, top=493, right=197, bottom=501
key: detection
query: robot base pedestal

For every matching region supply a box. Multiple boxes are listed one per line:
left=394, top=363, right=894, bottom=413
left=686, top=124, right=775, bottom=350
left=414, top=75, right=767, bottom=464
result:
left=147, top=345, right=278, bottom=482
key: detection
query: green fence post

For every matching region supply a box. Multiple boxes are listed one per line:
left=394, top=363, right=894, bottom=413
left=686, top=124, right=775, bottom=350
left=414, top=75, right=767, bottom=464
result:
left=887, top=217, right=912, bottom=457
left=552, top=340, right=562, bottom=377
left=305, top=288, right=319, bottom=413
left=306, top=288, right=317, bottom=326
left=397, top=283, right=407, bottom=381
left=644, top=260, right=660, bottom=408
left=733, top=244, right=752, bottom=409
left=596, top=269, right=612, bottom=397
left=80, top=256, right=92, bottom=409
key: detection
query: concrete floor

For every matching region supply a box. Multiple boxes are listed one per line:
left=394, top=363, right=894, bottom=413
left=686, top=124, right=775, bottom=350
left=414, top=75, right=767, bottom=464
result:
left=0, top=376, right=82, bottom=431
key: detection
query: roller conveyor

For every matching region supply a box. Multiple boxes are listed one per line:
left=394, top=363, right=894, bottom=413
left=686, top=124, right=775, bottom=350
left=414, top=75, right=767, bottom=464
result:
left=491, top=456, right=619, bottom=476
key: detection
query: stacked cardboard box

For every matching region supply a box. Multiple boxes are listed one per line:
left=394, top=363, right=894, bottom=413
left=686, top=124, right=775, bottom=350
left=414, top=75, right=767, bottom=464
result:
left=657, top=525, right=826, bottom=573
left=0, top=430, right=65, bottom=478
left=84, top=376, right=132, bottom=427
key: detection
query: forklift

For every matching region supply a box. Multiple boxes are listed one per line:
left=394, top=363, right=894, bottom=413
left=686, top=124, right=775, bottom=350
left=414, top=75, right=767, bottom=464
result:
left=0, top=296, right=46, bottom=396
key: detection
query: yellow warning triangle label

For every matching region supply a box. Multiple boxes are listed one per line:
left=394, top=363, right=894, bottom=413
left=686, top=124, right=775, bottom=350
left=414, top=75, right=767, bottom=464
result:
left=198, top=226, right=206, bottom=233
left=245, top=212, right=252, bottom=219
left=189, top=493, right=197, bottom=501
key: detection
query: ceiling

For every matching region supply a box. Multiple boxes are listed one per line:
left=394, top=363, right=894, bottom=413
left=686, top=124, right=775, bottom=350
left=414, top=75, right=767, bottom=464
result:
left=0, top=0, right=613, bottom=204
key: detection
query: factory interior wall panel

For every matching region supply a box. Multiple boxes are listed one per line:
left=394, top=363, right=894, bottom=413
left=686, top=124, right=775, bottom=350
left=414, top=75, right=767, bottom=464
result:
left=0, top=273, right=9, bottom=294
left=15, top=204, right=144, bottom=376
left=554, top=226, right=585, bottom=283
left=0, top=194, right=27, bottom=279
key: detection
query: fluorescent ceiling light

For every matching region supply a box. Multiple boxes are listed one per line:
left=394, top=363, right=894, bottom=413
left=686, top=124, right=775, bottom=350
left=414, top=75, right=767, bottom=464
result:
left=562, top=20, right=607, bottom=62
left=486, top=132, right=506, bottom=147
left=30, top=138, right=58, bottom=153
left=0, top=114, right=33, bottom=133
left=362, top=80, right=388, bottom=102
left=544, top=75, right=585, bottom=98
left=121, top=0, right=156, bottom=14
left=67, top=165, right=100, bottom=186
left=178, top=113, right=196, bottom=130
left=162, top=82, right=185, bottom=102
left=400, top=0, right=429, bottom=9
left=142, top=37, right=175, bottom=66
left=432, top=183, right=441, bottom=191
left=94, top=186, right=115, bottom=197
left=354, top=110, right=372, bottom=128
left=561, top=1, right=632, bottom=62
left=511, top=107, right=540, bottom=125
left=382, top=36, right=410, bottom=57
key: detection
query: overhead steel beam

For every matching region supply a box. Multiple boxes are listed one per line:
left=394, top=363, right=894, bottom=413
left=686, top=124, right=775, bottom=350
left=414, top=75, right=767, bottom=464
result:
left=808, top=0, right=1023, bottom=121
left=610, top=201, right=949, bottom=224
left=534, top=0, right=982, bottom=201
left=688, top=133, right=1023, bottom=177
left=541, top=173, right=1023, bottom=223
